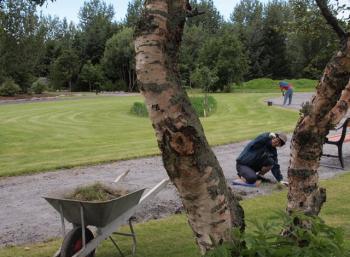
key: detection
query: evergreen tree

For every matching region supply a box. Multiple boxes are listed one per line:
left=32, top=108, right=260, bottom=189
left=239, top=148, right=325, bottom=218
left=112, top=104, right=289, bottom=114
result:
left=186, top=0, right=223, bottom=34
left=50, top=49, right=80, bottom=91
left=80, top=61, right=103, bottom=92
left=125, top=0, right=143, bottom=28
left=198, top=28, right=248, bottom=91
left=78, top=0, right=115, bottom=64
left=288, top=0, right=339, bottom=78
left=260, top=1, right=291, bottom=79
left=0, top=0, right=46, bottom=91
left=231, top=0, right=264, bottom=79
left=101, top=27, right=136, bottom=92
left=179, top=24, right=209, bottom=87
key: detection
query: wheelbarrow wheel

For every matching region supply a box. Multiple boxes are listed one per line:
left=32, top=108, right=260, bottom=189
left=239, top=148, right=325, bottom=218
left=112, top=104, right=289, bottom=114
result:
left=60, top=227, right=95, bottom=257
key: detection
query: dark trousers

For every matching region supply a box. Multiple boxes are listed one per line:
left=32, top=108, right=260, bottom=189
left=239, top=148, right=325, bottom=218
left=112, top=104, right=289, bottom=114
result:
left=236, top=162, right=258, bottom=184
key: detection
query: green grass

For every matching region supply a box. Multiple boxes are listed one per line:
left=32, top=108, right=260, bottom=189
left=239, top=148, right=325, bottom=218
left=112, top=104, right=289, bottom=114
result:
left=130, top=96, right=218, bottom=118
left=0, top=93, right=299, bottom=176
left=64, top=182, right=128, bottom=202
left=1, top=172, right=350, bottom=257
left=234, top=78, right=317, bottom=93
left=190, top=95, right=217, bottom=117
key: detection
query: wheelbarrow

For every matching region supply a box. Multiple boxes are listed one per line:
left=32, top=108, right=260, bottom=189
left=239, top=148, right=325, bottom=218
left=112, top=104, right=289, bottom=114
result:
left=44, top=174, right=169, bottom=257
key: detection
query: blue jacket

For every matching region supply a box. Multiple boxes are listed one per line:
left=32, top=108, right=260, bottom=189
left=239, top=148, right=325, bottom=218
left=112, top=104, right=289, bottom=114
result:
left=236, top=132, right=283, bottom=181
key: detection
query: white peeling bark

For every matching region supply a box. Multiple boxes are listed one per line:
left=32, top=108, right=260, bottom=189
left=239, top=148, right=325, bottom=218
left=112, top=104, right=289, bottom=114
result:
left=288, top=37, right=350, bottom=215
left=134, top=0, right=243, bottom=254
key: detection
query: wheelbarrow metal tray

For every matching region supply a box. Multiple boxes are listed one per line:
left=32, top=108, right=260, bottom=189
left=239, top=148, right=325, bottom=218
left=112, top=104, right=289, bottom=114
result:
left=44, top=188, right=145, bottom=227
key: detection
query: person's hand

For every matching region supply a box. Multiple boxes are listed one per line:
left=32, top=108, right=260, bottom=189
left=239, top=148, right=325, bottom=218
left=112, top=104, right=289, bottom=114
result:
left=279, top=180, right=289, bottom=186
left=269, top=132, right=277, bottom=138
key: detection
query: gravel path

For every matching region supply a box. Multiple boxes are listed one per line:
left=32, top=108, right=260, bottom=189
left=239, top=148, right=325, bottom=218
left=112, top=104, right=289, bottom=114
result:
left=1, top=92, right=349, bottom=247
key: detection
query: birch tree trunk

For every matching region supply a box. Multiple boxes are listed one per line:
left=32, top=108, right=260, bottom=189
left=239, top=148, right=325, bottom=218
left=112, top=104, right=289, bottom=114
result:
left=287, top=14, right=350, bottom=215
left=134, top=0, right=244, bottom=254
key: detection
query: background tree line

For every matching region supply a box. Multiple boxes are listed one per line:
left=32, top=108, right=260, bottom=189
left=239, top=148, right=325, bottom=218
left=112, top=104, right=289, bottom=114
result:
left=0, top=0, right=347, bottom=94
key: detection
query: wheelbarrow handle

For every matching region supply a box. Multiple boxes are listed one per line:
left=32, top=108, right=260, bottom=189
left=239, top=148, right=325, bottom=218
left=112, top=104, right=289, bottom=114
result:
left=114, top=169, right=131, bottom=183
left=140, top=179, right=169, bottom=203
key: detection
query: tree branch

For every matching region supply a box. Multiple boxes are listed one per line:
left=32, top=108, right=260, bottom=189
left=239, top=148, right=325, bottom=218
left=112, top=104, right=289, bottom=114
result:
left=186, top=8, right=205, bottom=18
left=186, top=1, right=205, bottom=18
left=315, top=0, right=347, bottom=41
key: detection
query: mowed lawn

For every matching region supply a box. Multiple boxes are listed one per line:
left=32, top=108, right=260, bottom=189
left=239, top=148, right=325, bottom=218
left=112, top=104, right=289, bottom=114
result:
left=0, top=93, right=299, bottom=176
left=2, top=172, right=350, bottom=257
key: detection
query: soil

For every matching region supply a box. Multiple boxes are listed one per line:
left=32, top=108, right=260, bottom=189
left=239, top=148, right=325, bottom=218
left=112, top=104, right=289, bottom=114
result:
left=1, top=93, right=349, bottom=247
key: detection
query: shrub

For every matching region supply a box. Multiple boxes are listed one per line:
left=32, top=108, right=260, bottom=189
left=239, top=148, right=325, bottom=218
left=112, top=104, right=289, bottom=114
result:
left=205, top=212, right=348, bottom=257
left=31, top=80, right=47, bottom=94
left=101, top=80, right=127, bottom=92
left=236, top=78, right=317, bottom=93
left=223, top=84, right=232, bottom=93
left=130, top=102, right=148, bottom=117
left=115, top=80, right=128, bottom=91
left=190, top=96, right=217, bottom=117
left=130, top=96, right=218, bottom=118
left=0, top=79, right=21, bottom=96
left=101, top=81, right=116, bottom=91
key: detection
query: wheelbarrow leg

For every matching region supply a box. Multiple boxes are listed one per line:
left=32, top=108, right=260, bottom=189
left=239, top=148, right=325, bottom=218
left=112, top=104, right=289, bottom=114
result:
left=110, top=217, right=137, bottom=256
left=60, top=204, right=66, bottom=238
left=109, top=236, right=125, bottom=257
left=129, top=217, right=137, bottom=256
left=80, top=205, right=86, bottom=249
left=52, top=204, right=66, bottom=257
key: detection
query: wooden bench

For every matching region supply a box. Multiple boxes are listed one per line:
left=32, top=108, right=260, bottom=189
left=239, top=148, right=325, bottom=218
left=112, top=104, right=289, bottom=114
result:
left=322, top=117, right=350, bottom=168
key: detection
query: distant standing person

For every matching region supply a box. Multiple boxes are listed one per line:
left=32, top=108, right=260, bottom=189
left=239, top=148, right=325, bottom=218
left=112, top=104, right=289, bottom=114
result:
left=279, top=81, right=293, bottom=105
left=235, top=132, right=288, bottom=186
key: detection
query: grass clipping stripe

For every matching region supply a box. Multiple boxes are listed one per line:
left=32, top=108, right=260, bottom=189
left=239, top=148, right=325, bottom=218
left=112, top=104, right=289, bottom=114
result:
left=64, top=182, right=129, bottom=202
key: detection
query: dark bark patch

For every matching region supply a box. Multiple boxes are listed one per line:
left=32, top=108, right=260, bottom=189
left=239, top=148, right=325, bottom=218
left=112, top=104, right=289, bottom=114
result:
left=170, top=132, right=194, bottom=155
left=148, top=9, right=170, bottom=19
left=195, top=232, right=202, bottom=238
left=207, top=185, right=219, bottom=200
left=149, top=60, right=162, bottom=65
left=183, top=194, right=199, bottom=201
left=303, top=184, right=318, bottom=194
left=288, top=168, right=317, bottom=178
left=141, top=82, right=166, bottom=93
left=336, top=99, right=348, bottom=113
left=138, top=42, right=162, bottom=48
left=313, top=187, right=327, bottom=212
left=164, top=117, right=178, bottom=132
left=205, top=168, right=219, bottom=183
left=297, top=131, right=323, bottom=146
left=210, top=219, right=226, bottom=226
left=135, top=13, right=158, bottom=36
left=211, top=200, right=226, bottom=214
left=299, top=101, right=312, bottom=117
left=152, top=104, right=160, bottom=111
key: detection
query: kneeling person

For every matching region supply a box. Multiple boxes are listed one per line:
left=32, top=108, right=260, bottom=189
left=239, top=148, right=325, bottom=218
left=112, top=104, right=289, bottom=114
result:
left=236, top=132, right=287, bottom=185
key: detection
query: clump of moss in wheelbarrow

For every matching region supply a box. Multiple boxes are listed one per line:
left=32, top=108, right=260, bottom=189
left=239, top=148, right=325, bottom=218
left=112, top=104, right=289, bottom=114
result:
left=64, top=182, right=129, bottom=202
left=43, top=175, right=169, bottom=257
